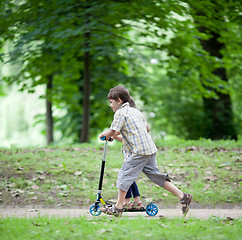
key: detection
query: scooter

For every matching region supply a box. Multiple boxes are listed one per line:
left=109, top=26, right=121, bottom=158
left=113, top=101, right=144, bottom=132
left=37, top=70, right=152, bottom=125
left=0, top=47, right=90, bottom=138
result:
left=89, top=137, right=159, bottom=216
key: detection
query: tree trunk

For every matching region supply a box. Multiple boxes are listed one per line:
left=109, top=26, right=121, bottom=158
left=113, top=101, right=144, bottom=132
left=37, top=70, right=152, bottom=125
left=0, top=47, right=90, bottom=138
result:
left=46, top=75, right=54, bottom=144
left=200, top=32, right=237, bottom=140
left=80, top=5, right=91, bottom=143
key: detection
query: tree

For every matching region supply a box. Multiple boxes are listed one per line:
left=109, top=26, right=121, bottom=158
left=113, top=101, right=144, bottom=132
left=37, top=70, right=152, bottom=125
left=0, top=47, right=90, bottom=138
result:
left=81, top=1, right=91, bottom=143
left=0, top=0, right=241, bottom=143
left=188, top=0, right=240, bottom=140
left=46, top=74, right=54, bottom=144
left=0, top=0, right=141, bottom=143
left=129, top=0, right=240, bottom=140
left=200, top=31, right=237, bottom=140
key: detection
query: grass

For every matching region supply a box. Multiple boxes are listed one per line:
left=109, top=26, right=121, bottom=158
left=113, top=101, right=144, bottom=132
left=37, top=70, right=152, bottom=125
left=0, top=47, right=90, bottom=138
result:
left=0, top=215, right=241, bottom=240
left=0, top=139, right=241, bottom=207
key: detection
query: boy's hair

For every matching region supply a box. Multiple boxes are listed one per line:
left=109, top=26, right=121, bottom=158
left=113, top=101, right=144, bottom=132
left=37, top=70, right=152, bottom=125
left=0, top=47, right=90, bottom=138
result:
left=129, top=97, right=136, bottom=108
left=107, top=86, right=130, bottom=103
left=108, top=86, right=137, bottom=108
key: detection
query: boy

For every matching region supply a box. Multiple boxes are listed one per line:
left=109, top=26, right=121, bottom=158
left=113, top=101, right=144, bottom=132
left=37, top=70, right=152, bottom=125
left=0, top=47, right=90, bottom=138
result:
left=99, top=86, right=192, bottom=217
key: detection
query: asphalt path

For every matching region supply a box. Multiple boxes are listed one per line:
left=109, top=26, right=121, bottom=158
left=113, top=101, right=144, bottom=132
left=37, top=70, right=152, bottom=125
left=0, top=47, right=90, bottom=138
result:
left=1, top=207, right=242, bottom=219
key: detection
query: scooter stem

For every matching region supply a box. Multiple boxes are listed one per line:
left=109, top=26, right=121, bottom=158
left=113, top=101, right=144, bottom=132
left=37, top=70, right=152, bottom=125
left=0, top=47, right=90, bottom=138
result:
left=98, top=140, right=108, bottom=191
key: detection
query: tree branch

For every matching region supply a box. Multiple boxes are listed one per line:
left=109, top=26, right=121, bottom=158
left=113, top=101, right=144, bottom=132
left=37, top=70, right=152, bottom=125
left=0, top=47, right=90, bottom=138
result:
left=93, top=29, right=161, bottom=51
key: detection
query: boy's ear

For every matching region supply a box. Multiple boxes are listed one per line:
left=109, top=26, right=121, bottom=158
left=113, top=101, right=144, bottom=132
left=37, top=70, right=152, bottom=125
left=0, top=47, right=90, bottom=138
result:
left=117, top=98, right=123, bottom=104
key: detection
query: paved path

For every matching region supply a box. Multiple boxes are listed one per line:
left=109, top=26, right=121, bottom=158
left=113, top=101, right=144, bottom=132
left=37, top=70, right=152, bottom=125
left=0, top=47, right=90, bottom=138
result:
left=1, top=207, right=242, bottom=219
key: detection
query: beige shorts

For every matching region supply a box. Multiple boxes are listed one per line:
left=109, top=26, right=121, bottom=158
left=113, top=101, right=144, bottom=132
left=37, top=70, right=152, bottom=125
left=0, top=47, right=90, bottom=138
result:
left=116, top=153, right=170, bottom=192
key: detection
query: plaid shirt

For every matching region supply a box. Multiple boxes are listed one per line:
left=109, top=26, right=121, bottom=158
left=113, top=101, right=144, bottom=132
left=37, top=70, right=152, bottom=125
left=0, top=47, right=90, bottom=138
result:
left=110, top=102, right=157, bottom=160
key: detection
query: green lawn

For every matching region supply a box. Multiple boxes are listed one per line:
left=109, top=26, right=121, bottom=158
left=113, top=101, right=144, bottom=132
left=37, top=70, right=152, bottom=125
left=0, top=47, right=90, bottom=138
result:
left=0, top=215, right=241, bottom=240
left=0, top=139, right=241, bottom=207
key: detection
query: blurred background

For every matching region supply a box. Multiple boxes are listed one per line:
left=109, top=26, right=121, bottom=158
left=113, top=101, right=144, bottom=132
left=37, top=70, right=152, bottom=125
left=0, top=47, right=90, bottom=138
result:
left=0, top=0, right=241, bottom=147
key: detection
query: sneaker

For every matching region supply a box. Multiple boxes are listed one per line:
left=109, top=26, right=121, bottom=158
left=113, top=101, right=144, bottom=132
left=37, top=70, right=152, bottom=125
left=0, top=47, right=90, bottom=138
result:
left=180, top=193, right=192, bottom=216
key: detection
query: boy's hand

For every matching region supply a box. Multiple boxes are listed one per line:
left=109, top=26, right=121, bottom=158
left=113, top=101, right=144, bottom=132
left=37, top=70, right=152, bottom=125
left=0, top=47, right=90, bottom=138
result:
left=99, top=129, right=115, bottom=141
left=99, top=133, right=107, bottom=140
left=100, top=136, right=113, bottom=141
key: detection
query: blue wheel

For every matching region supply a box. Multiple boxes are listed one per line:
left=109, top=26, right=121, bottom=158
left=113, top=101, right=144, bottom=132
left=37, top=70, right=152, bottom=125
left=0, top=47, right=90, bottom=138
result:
left=146, top=203, right=158, bottom=216
left=90, top=204, right=101, bottom=216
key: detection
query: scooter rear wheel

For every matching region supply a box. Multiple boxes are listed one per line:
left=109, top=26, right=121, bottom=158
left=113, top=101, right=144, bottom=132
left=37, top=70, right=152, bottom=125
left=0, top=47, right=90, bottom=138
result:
left=146, top=203, right=158, bottom=216
left=90, top=204, right=101, bottom=216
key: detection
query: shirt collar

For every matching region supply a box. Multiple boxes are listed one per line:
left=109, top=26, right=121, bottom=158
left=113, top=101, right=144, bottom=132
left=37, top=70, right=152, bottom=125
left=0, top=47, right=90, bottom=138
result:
left=120, top=102, right=130, bottom=109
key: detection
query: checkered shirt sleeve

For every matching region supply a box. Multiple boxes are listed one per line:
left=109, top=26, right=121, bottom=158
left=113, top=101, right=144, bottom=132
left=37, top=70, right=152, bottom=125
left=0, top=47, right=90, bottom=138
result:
left=110, top=110, right=125, bottom=132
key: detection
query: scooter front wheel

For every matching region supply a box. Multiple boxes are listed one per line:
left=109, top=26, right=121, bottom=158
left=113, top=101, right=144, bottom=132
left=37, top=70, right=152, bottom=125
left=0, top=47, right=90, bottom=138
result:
left=90, top=204, right=101, bottom=216
left=146, top=203, right=158, bottom=216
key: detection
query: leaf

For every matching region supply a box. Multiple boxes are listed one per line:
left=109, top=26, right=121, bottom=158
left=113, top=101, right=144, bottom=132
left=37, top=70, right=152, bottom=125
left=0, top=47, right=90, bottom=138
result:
left=74, top=171, right=82, bottom=176
left=59, top=192, right=68, bottom=197
left=28, top=209, right=38, bottom=212
left=30, top=185, right=39, bottom=190
left=59, top=185, right=67, bottom=190
left=206, top=176, right=218, bottom=181
left=38, top=176, right=45, bottom=180
left=32, top=222, right=49, bottom=227
left=219, top=162, right=232, bottom=168
left=98, top=229, right=113, bottom=234
left=9, top=183, right=16, bottom=188
left=11, top=189, right=25, bottom=197
left=203, top=184, right=210, bottom=191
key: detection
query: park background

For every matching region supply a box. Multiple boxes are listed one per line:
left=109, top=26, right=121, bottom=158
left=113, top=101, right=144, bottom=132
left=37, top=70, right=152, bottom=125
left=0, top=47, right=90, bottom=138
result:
left=0, top=0, right=241, bottom=147
left=0, top=1, right=241, bottom=239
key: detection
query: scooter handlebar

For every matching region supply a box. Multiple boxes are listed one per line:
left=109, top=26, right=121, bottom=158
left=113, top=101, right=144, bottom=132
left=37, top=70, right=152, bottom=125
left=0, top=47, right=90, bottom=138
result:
left=100, top=136, right=112, bottom=141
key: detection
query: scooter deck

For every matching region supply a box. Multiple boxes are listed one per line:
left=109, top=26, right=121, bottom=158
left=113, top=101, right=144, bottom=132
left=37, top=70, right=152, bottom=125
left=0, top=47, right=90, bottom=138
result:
left=124, top=207, right=146, bottom=212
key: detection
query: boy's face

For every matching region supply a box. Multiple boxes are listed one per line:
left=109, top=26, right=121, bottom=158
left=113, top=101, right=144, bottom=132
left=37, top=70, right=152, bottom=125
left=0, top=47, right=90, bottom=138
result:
left=108, top=98, right=123, bottom=112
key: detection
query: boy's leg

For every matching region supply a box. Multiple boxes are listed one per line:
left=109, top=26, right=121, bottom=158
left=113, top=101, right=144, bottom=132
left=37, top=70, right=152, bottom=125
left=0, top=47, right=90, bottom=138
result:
left=131, top=181, right=140, bottom=198
left=125, top=187, right=132, bottom=200
left=130, top=181, right=143, bottom=209
left=143, top=153, right=192, bottom=214
left=164, top=180, right=183, bottom=200
left=124, top=182, right=141, bottom=209
left=116, top=189, right=127, bottom=209
left=131, top=181, right=142, bottom=203
left=124, top=186, right=132, bottom=209
left=116, top=154, right=151, bottom=209
left=142, top=153, right=183, bottom=199
left=142, top=153, right=171, bottom=189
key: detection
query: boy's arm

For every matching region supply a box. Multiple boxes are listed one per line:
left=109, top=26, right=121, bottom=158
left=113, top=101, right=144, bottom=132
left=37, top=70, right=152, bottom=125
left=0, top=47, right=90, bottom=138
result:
left=113, top=131, right=122, bottom=142
left=113, top=136, right=122, bottom=142
left=99, top=129, right=116, bottom=140
left=146, top=124, right=151, bottom=132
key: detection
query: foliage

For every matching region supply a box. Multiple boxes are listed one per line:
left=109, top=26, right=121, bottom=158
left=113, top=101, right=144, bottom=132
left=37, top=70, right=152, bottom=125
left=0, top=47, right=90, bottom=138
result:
left=0, top=0, right=241, bottom=142
left=123, top=0, right=242, bottom=139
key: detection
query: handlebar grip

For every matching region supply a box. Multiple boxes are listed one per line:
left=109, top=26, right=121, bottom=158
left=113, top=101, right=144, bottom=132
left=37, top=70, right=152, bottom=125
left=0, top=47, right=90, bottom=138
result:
left=101, top=136, right=112, bottom=141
